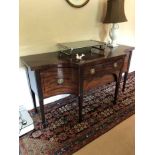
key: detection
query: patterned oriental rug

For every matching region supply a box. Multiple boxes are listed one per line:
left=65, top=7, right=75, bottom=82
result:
left=20, top=72, right=135, bottom=155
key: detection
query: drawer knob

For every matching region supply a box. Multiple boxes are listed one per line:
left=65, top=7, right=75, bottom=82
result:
left=113, top=62, right=118, bottom=68
left=57, top=78, right=64, bottom=85
left=90, top=68, right=95, bottom=75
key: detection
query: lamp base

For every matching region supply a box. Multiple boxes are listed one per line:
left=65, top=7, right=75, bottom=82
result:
left=107, top=42, right=119, bottom=48
left=109, top=23, right=119, bottom=48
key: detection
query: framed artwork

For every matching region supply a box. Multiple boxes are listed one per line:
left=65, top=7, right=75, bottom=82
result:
left=66, top=0, right=90, bottom=8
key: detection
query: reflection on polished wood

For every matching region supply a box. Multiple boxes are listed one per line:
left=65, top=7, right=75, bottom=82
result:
left=40, top=67, right=78, bottom=98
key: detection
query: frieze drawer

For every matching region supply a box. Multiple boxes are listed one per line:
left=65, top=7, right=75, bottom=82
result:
left=83, top=57, right=124, bottom=79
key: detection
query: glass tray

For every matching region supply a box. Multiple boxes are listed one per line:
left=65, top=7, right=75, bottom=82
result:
left=57, top=40, right=107, bottom=56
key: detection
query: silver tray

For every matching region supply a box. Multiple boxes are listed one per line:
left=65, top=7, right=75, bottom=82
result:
left=57, top=40, right=107, bottom=55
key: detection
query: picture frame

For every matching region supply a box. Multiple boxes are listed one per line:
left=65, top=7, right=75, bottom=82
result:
left=66, top=0, right=90, bottom=8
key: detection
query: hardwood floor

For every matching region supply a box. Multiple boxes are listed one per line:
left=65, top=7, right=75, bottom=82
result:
left=74, top=115, right=135, bottom=155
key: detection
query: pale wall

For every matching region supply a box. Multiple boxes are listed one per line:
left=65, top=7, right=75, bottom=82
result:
left=19, top=0, right=135, bottom=110
left=19, top=0, right=135, bottom=56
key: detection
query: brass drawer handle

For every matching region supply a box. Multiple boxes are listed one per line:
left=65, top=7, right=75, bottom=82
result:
left=90, top=68, right=95, bottom=75
left=113, top=62, right=118, bottom=68
left=57, top=78, right=64, bottom=85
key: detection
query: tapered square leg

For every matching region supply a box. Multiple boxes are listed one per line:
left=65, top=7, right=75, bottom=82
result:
left=31, top=89, right=38, bottom=113
left=114, top=81, right=120, bottom=104
left=122, top=72, right=128, bottom=92
left=78, top=95, right=83, bottom=123
left=39, top=98, right=48, bottom=128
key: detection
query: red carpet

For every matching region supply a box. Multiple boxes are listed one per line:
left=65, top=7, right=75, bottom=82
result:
left=20, top=72, right=135, bottom=155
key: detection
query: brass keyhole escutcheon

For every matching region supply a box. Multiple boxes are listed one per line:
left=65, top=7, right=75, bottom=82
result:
left=57, top=78, right=64, bottom=85
left=90, top=68, right=95, bottom=75
left=113, top=62, right=118, bottom=68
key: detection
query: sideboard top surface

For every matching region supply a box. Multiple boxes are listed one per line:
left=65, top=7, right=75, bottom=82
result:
left=20, top=45, right=134, bottom=70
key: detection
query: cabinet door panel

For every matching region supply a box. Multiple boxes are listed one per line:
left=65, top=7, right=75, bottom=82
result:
left=40, top=67, right=78, bottom=98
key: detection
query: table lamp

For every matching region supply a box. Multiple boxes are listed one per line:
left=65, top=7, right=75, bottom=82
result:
left=103, top=0, right=127, bottom=47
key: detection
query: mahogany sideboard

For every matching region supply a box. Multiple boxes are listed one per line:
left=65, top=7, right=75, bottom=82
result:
left=21, top=44, right=134, bottom=128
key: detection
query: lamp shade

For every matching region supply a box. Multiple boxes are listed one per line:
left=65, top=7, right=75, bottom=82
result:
left=103, top=0, right=127, bottom=23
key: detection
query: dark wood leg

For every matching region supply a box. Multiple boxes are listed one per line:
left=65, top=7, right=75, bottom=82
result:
left=113, top=82, right=119, bottom=104
left=39, top=98, right=48, bottom=128
left=122, top=72, right=128, bottom=92
left=122, top=51, right=132, bottom=92
left=113, top=74, right=122, bottom=105
left=78, top=95, right=83, bottom=123
left=30, top=89, right=38, bottom=113
left=78, top=66, right=83, bottom=123
left=35, top=71, right=48, bottom=128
